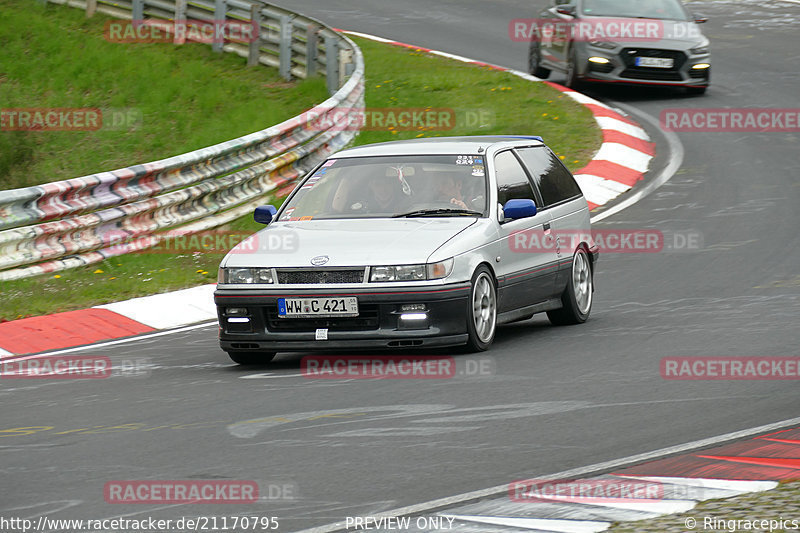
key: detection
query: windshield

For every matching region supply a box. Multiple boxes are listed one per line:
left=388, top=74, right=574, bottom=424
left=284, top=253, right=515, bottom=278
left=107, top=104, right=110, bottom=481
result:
left=278, top=155, right=488, bottom=220
left=581, top=0, right=690, bottom=21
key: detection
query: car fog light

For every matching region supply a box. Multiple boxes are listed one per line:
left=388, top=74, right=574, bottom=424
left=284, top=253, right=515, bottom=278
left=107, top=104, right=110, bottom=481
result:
left=692, top=63, right=711, bottom=69
left=588, top=56, right=610, bottom=64
left=400, top=313, right=428, bottom=321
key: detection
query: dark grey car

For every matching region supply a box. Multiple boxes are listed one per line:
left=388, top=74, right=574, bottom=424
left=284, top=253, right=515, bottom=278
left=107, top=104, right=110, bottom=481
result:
left=528, top=0, right=710, bottom=94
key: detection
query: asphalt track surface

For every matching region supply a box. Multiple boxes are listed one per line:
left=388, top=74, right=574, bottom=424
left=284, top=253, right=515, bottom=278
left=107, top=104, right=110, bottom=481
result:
left=2, top=1, right=799, bottom=531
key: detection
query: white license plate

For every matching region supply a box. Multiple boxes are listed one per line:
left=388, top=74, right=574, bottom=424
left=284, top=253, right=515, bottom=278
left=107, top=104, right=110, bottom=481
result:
left=635, top=56, right=674, bottom=68
left=278, top=297, right=358, bottom=318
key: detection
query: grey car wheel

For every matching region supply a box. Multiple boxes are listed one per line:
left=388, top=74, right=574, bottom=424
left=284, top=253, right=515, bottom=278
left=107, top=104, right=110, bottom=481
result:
left=465, top=266, right=497, bottom=352
left=565, top=47, right=581, bottom=89
left=547, top=248, right=593, bottom=325
left=528, top=41, right=551, bottom=78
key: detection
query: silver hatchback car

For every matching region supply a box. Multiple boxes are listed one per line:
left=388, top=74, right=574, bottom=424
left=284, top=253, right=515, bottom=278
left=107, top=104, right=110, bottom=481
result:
left=215, top=136, right=598, bottom=364
left=528, top=0, right=711, bottom=94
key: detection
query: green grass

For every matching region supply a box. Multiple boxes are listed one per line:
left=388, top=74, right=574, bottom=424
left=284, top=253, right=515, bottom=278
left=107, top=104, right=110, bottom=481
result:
left=0, top=5, right=601, bottom=322
left=0, top=0, right=328, bottom=189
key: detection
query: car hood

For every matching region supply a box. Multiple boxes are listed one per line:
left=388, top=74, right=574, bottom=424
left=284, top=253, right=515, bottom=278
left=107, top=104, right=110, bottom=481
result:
left=580, top=16, right=706, bottom=48
left=222, top=218, right=478, bottom=268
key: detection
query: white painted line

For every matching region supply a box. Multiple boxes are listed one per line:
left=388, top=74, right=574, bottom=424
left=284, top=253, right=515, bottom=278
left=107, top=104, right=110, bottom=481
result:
left=591, top=101, right=684, bottom=223
left=294, top=415, right=800, bottom=533
left=575, top=174, right=631, bottom=194
left=443, top=514, right=610, bottom=533
left=531, top=497, right=696, bottom=515
left=596, top=116, right=650, bottom=140
left=562, top=91, right=613, bottom=110
left=593, top=143, right=653, bottom=173
left=613, top=476, right=778, bottom=493
left=429, top=49, right=490, bottom=65
left=341, top=30, right=395, bottom=43
left=95, top=284, right=217, bottom=329
left=505, top=68, right=542, bottom=82
left=574, top=176, right=627, bottom=205
left=240, top=372, right=305, bottom=379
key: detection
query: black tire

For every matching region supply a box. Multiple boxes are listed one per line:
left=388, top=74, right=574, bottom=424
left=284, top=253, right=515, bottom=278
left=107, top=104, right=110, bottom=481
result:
left=227, top=351, right=276, bottom=365
left=547, top=248, right=593, bottom=325
left=465, top=266, right=497, bottom=352
left=528, top=41, right=551, bottom=78
left=564, top=47, right=582, bottom=89
left=686, top=86, right=707, bottom=95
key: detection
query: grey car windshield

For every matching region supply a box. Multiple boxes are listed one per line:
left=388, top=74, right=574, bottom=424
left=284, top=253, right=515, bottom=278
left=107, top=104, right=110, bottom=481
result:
left=581, top=0, right=690, bottom=21
left=278, top=155, right=488, bottom=220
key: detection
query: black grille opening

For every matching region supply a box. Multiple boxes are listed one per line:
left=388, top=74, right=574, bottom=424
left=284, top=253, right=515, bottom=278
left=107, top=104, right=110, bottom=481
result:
left=620, top=69, right=683, bottom=81
left=689, top=67, right=710, bottom=79
left=265, top=304, right=380, bottom=331
left=589, top=62, right=614, bottom=74
left=619, top=48, right=686, bottom=82
left=277, top=269, right=365, bottom=284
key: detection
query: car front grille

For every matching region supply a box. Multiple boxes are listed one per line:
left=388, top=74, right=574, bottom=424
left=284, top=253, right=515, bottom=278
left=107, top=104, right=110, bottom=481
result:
left=265, top=304, right=380, bottom=331
left=619, top=48, right=686, bottom=82
left=276, top=268, right=366, bottom=284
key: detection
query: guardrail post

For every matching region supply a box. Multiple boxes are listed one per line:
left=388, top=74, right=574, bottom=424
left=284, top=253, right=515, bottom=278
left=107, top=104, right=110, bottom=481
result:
left=85, top=0, right=97, bottom=17
left=247, top=4, right=261, bottom=67
left=325, top=34, right=339, bottom=95
left=174, top=0, right=187, bottom=45
left=341, top=46, right=355, bottom=81
left=279, top=15, right=293, bottom=80
left=305, top=24, right=319, bottom=77
left=132, top=0, right=143, bottom=22
left=212, top=0, right=226, bottom=53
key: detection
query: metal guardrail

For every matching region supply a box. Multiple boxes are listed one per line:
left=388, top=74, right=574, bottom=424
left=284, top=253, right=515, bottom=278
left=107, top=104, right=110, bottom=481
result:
left=0, top=0, right=364, bottom=281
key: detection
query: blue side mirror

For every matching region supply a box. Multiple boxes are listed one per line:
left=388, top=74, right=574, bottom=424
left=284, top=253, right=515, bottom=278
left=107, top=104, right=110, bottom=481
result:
left=503, top=199, right=538, bottom=220
left=254, top=205, right=278, bottom=225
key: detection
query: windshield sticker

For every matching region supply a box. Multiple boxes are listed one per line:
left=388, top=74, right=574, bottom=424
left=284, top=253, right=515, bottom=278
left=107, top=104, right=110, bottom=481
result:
left=299, top=216, right=314, bottom=221
left=472, top=165, right=485, bottom=177
left=280, top=207, right=296, bottom=220
left=455, top=155, right=479, bottom=165
left=322, top=159, right=337, bottom=168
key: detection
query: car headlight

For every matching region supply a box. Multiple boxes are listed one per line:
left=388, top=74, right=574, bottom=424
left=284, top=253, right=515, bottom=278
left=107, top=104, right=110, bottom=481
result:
left=219, top=267, right=274, bottom=284
left=690, top=46, right=709, bottom=55
left=589, top=40, right=616, bottom=50
left=369, top=259, right=454, bottom=282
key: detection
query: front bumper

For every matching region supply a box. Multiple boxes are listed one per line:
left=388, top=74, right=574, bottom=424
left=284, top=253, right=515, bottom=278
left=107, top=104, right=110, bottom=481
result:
left=582, top=47, right=710, bottom=87
left=215, top=283, right=471, bottom=352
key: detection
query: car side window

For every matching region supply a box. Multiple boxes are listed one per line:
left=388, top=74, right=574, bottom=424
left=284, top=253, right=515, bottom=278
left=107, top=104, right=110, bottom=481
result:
left=493, top=150, right=537, bottom=206
left=515, top=147, right=582, bottom=207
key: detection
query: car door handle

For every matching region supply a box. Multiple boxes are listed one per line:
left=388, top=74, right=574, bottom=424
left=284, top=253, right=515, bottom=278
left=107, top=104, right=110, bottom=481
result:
left=543, top=222, right=551, bottom=235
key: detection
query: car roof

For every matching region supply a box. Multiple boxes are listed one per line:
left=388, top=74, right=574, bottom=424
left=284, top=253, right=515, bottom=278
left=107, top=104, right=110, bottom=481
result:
left=334, top=135, right=545, bottom=158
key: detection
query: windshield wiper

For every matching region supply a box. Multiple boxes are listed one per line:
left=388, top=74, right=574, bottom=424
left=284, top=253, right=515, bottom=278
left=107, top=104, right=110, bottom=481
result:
left=393, top=208, right=483, bottom=218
